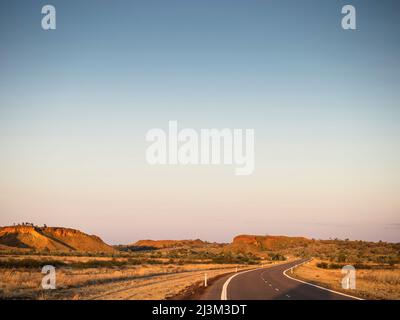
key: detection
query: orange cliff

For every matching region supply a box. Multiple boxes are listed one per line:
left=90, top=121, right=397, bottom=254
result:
left=231, top=234, right=311, bottom=251
left=0, top=225, right=116, bottom=253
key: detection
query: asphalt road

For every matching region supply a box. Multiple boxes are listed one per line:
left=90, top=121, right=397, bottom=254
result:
left=199, top=259, right=358, bottom=300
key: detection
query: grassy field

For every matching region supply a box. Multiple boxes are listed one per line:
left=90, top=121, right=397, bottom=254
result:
left=0, top=247, right=295, bottom=300
left=292, top=259, right=400, bottom=300
left=0, top=261, right=249, bottom=299
left=0, top=250, right=266, bottom=300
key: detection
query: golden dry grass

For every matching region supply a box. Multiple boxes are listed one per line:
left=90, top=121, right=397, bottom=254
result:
left=0, top=253, right=294, bottom=300
left=293, top=259, right=400, bottom=300
left=0, top=254, right=125, bottom=263
left=0, top=262, right=254, bottom=300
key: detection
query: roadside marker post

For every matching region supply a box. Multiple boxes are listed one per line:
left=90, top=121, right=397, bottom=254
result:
left=204, top=273, right=207, bottom=287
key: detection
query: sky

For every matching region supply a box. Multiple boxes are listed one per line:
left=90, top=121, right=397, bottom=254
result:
left=0, top=0, right=399, bottom=244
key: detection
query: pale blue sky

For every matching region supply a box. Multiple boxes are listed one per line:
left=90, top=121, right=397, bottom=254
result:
left=0, top=1, right=399, bottom=244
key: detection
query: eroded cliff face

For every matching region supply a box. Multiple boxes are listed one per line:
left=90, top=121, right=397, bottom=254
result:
left=231, top=234, right=311, bottom=252
left=0, top=225, right=115, bottom=253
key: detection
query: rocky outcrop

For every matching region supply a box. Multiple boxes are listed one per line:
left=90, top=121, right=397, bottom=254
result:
left=0, top=226, right=115, bottom=253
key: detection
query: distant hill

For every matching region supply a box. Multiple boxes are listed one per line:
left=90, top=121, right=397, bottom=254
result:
left=2, top=226, right=398, bottom=265
left=227, top=234, right=399, bottom=265
left=0, top=226, right=116, bottom=253
left=122, top=235, right=310, bottom=252
left=132, top=239, right=207, bottom=249
left=224, top=234, right=311, bottom=254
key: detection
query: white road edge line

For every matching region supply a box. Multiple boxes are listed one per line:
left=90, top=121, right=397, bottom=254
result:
left=283, top=259, right=364, bottom=300
left=221, top=267, right=263, bottom=300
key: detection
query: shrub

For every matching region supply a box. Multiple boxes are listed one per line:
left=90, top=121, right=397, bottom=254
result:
left=0, top=259, right=66, bottom=269
left=317, top=262, right=328, bottom=269
left=268, top=253, right=286, bottom=261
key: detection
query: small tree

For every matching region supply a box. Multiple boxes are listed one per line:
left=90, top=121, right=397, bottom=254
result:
left=337, top=253, right=347, bottom=263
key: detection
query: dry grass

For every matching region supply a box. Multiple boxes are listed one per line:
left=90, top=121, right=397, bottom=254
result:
left=87, top=267, right=239, bottom=300
left=0, top=254, right=294, bottom=300
left=0, top=261, right=254, bottom=300
left=0, top=255, right=125, bottom=263
left=292, top=259, right=400, bottom=300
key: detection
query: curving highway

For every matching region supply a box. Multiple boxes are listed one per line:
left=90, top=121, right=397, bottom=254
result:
left=199, top=259, right=361, bottom=300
